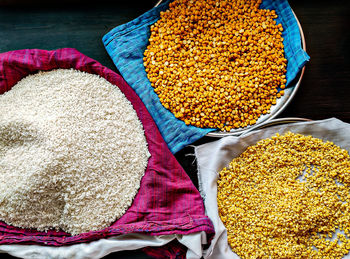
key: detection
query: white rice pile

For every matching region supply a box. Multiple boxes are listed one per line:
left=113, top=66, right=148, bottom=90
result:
left=0, top=69, right=150, bottom=235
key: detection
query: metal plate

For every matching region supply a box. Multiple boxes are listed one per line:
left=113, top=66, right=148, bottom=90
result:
left=154, top=1, right=306, bottom=137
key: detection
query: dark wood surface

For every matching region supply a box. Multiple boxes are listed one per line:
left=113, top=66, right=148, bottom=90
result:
left=0, top=0, right=349, bottom=258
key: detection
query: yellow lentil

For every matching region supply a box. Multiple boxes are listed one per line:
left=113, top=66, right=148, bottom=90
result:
left=217, top=132, right=350, bottom=258
left=144, top=0, right=287, bottom=131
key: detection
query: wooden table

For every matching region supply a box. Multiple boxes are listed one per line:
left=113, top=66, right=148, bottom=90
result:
left=0, top=0, right=349, bottom=258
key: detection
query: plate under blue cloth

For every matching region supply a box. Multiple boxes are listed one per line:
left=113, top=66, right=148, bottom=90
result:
left=103, top=0, right=310, bottom=154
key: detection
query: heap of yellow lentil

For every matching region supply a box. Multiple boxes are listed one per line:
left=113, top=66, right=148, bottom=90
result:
left=217, top=132, right=350, bottom=258
left=144, top=0, right=287, bottom=131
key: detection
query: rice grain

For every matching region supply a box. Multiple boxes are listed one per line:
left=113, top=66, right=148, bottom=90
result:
left=0, top=69, right=150, bottom=235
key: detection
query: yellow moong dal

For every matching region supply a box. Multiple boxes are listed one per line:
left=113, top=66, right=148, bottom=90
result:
left=217, top=132, right=350, bottom=258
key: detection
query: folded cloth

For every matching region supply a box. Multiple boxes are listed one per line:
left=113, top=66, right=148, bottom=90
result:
left=1, top=233, right=190, bottom=259
left=0, top=48, right=214, bottom=258
left=194, top=118, right=350, bottom=259
left=102, top=0, right=310, bottom=154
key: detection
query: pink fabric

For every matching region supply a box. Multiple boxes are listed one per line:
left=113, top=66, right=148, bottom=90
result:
left=0, top=48, right=214, bottom=248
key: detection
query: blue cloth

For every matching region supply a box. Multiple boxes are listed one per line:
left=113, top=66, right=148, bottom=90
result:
left=103, top=0, right=310, bottom=154
left=260, top=0, right=310, bottom=84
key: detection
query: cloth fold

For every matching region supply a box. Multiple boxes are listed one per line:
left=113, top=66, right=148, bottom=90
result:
left=102, top=0, right=310, bottom=154
left=195, top=118, right=350, bottom=259
left=0, top=234, right=195, bottom=259
left=0, top=48, right=214, bottom=258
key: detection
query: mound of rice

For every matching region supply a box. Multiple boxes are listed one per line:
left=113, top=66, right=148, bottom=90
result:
left=0, top=69, right=150, bottom=235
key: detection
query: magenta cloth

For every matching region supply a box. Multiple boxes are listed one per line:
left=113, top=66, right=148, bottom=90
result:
left=0, top=48, right=214, bottom=251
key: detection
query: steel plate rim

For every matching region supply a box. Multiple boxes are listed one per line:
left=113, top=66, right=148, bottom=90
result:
left=242, top=117, right=311, bottom=133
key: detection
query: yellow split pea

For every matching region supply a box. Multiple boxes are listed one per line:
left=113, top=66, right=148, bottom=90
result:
left=144, top=0, right=287, bottom=131
left=217, top=132, right=350, bottom=258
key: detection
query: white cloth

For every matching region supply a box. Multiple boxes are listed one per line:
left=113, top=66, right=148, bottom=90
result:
left=0, top=232, right=207, bottom=259
left=195, top=118, right=350, bottom=259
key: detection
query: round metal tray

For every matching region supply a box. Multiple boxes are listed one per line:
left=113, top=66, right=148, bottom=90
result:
left=154, top=1, right=307, bottom=137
